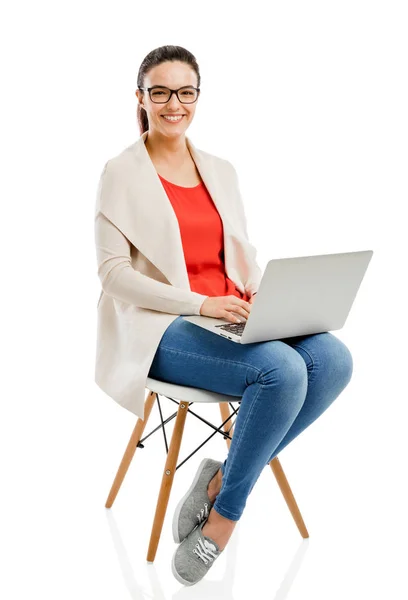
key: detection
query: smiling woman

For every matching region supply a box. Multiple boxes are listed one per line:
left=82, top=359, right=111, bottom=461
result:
left=134, top=50, right=255, bottom=306
left=94, top=44, right=353, bottom=589
left=135, top=50, right=204, bottom=188
left=135, top=49, right=200, bottom=140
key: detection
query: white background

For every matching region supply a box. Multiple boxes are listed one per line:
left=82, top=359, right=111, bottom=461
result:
left=2, top=0, right=407, bottom=598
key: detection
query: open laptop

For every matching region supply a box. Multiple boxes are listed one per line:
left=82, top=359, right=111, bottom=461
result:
left=182, top=250, right=373, bottom=343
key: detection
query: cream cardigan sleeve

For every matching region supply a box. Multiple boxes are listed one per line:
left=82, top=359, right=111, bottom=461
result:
left=95, top=211, right=209, bottom=317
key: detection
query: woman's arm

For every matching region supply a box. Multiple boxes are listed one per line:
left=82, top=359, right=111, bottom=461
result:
left=95, top=210, right=208, bottom=315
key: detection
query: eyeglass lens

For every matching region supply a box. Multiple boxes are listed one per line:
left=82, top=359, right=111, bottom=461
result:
left=150, top=87, right=198, bottom=103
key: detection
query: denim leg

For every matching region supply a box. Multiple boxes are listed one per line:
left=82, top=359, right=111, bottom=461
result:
left=212, top=349, right=308, bottom=521
left=265, top=332, right=354, bottom=464
left=219, top=332, right=353, bottom=499
left=148, top=318, right=350, bottom=523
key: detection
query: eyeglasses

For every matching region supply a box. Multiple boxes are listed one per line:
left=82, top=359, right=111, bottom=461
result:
left=138, top=85, right=200, bottom=104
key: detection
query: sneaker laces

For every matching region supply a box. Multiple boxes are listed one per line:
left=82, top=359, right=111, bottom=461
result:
left=193, top=536, right=218, bottom=564
left=196, top=502, right=209, bottom=525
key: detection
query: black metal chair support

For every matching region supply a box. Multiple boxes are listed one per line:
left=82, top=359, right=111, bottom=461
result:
left=136, top=394, right=241, bottom=471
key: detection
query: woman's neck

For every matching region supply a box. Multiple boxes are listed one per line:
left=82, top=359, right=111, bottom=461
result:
left=144, top=131, right=190, bottom=165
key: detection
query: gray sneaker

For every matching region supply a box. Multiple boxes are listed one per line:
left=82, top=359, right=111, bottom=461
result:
left=171, top=517, right=223, bottom=586
left=172, top=457, right=223, bottom=543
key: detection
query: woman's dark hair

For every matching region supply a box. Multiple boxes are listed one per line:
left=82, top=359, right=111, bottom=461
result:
left=136, top=45, right=200, bottom=135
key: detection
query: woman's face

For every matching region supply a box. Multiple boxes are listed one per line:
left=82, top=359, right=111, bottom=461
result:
left=136, top=60, right=199, bottom=138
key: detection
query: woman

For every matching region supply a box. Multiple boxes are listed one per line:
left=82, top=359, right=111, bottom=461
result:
left=95, top=45, right=353, bottom=586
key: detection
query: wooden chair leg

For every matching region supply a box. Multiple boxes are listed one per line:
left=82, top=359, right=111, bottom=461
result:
left=105, top=391, right=157, bottom=508
left=270, top=456, right=309, bottom=538
left=219, top=402, right=309, bottom=538
left=219, top=401, right=234, bottom=450
left=146, top=401, right=189, bottom=563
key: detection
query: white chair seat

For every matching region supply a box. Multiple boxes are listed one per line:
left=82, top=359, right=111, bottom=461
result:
left=146, top=376, right=241, bottom=405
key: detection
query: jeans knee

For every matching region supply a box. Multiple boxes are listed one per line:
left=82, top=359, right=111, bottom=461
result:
left=315, top=333, right=354, bottom=389
left=258, top=351, right=308, bottom=410
left=338, top=340, right=354, bottom=386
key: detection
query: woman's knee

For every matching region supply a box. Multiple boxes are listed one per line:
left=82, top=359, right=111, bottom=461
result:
left=257, top=344, right=308, bottom=398
left=335, top=337, right=354, bottom=386
left=309, top=332, right=354, bottom=386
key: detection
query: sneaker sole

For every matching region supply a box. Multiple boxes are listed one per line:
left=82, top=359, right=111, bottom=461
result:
left=172, top=457, right=215, bottom=544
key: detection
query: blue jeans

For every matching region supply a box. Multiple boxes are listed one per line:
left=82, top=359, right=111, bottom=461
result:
left=148, top=316, right=353, bottom=521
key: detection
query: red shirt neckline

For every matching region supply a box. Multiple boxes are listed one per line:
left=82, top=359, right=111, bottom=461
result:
left=158, top=173, right=204, bottom=189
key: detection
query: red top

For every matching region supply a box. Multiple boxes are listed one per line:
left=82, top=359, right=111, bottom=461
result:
left=158, top=174, right=249, bottom=302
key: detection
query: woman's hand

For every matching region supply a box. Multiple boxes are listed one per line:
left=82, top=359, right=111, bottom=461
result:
left=199, top=295, right=252, bottom=323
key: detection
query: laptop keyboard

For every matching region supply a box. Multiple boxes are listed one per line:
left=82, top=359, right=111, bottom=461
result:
left=215, top=320, right=247, bottom=337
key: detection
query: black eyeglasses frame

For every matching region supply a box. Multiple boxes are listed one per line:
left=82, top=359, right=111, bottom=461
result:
left=138, top=85, right=200, bottom=104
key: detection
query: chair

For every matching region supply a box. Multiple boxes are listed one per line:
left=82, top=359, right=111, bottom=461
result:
left=105, top=377, right=309, bottom=563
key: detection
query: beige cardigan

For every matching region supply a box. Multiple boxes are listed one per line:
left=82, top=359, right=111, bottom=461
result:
left=94, top=130, right=262, bottom=420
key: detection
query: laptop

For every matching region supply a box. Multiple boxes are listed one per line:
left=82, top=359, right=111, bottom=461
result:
left=182, top=250, right=373, bottom=343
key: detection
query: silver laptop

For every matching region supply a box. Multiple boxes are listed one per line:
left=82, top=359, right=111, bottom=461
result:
left=182, top=250, right=373, bottom=343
